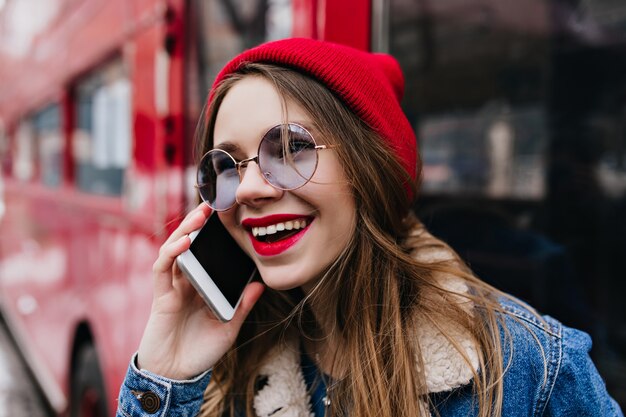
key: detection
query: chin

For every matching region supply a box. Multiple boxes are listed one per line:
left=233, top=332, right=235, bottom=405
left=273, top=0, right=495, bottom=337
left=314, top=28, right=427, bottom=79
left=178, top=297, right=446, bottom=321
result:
left=258, top=272, right=306, bottom=291
left=259, top=277, right=302, bottom=291
left=256, top=263, right=318, bottom=292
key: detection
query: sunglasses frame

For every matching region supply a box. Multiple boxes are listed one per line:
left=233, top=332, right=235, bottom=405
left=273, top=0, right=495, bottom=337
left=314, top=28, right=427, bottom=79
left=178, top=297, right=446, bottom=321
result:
left=195, top=123, right=333, bottom=211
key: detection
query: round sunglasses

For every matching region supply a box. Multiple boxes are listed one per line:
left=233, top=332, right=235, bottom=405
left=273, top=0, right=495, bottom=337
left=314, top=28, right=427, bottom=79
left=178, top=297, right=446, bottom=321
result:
left=196, top=123, right=333, bottom=211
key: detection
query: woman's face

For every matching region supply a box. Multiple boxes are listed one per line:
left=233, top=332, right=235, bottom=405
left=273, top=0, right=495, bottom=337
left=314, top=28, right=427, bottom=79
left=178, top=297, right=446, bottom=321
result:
left=214, top=76, right=356, bottom=292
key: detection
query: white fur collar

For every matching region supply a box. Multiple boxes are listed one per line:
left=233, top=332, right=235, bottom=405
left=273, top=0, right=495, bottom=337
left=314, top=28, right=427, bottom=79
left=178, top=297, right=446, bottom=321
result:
left=253, top=245, right=479, bottom=417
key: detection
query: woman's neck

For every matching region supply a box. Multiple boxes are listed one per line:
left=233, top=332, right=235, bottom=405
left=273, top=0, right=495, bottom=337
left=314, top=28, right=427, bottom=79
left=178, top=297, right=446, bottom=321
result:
left=299, top=289, right=343, bottom=377
left=301, top=334, right=341, bottom=378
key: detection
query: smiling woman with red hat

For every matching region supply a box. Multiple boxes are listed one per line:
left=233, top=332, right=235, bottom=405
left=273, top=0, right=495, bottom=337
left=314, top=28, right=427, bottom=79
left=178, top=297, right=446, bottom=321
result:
left=116, top=38, right=622, bottom=417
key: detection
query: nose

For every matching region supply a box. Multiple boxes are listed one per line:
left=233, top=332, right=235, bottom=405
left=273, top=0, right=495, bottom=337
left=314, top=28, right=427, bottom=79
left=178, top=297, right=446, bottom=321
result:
left=235, top=161, right=283, bottom=207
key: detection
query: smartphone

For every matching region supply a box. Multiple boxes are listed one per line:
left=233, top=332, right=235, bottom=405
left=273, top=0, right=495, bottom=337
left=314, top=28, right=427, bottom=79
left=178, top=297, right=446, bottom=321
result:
left=176, top=212, right=257, bottom=322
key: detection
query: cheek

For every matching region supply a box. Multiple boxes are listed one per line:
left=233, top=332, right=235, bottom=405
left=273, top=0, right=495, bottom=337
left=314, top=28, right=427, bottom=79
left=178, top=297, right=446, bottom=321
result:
left=333, top=209, right=356, bottom=251
left=317, top=189, right=356, bottom=248
left=216, top=212, right=234, bottom=230
left=334, top=196, right=357, bottom=255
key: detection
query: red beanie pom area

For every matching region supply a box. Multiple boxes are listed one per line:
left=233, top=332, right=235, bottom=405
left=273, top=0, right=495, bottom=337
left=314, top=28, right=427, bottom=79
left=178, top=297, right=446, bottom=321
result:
left=210, top=38, right=418, bottom=200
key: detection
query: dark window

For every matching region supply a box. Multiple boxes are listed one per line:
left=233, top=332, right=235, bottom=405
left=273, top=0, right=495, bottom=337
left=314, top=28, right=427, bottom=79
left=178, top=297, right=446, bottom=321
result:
left=74, top=60, right=131, bottom=196
left=32, top=104, right=62, bottom=187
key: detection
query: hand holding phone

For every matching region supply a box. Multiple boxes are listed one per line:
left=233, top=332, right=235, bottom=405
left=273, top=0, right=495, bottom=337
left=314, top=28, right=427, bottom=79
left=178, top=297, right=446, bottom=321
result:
left=136, top=204, right=264, bottom=380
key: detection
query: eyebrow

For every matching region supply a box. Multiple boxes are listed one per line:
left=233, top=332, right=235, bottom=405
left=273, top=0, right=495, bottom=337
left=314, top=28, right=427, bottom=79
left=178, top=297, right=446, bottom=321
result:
left=213, top=141, right=240, bottom=153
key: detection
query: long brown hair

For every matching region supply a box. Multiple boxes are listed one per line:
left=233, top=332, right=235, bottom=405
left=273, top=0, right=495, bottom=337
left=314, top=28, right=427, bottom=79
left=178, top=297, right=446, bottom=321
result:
left=196, top=63, right=511, bottom=417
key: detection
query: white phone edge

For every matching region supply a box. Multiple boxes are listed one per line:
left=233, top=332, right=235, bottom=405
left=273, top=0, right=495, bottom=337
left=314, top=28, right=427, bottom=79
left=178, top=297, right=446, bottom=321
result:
left=176, top=227, right=244, bottom=322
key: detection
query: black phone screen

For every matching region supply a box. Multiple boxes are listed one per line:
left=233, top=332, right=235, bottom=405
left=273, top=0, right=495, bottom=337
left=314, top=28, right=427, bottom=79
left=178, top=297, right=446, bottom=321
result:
left=189, top=214, right=256, bottom=307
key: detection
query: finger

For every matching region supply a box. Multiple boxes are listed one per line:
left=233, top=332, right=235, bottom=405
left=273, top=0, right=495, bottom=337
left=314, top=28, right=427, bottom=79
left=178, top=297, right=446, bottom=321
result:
left=229, top=282, right=265, bottom=326
left=152, top=235, right=191, bottom=294
left=193, top=202, right=212, bottom=218
left=171, top=266, right=196, bottom=296
left=163, top=205, right=210, bottom=246
left=162, top=207, right=205, bottom=246
left=171, top=255, right=194, bottom=290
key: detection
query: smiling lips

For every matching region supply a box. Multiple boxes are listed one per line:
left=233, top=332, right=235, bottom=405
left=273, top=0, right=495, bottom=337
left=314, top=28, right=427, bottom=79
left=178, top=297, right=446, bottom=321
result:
left=242, top=214, right=312, bottom=256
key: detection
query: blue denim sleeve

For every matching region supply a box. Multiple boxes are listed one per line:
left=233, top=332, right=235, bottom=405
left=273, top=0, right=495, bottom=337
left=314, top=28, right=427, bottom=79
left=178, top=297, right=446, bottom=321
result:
left=545, top=326, right=623, bottom=417
left=116, top=353, right=212, bottom=417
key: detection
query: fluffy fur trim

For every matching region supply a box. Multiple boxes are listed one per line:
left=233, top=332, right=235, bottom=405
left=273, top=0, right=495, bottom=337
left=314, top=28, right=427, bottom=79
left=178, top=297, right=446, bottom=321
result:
left=416, top=279, right=479, bottom=392
left=253, top=345, right=314, bottom=417
left=409, top=230, right=479, bottom=391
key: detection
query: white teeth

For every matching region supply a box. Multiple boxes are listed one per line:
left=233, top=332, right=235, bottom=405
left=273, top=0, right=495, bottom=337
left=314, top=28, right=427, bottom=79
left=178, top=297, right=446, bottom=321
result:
left=251, top=218, right=308, bottom=238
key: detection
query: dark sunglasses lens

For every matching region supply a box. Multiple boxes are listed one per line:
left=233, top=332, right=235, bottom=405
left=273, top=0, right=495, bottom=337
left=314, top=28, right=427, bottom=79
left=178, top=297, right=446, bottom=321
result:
left=197, top=150, right=239, bottom=211
left=259, top=124, right=318, bottom=189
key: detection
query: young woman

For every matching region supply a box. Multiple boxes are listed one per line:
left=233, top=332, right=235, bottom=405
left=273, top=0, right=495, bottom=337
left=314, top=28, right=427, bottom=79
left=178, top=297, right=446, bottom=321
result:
left=116, top=38, right=622, bottom=417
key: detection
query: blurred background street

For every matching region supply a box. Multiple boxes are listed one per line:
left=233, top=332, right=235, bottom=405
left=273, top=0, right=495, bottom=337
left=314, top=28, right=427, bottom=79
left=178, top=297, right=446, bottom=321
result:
left=0, top=319, right=51, bottom=417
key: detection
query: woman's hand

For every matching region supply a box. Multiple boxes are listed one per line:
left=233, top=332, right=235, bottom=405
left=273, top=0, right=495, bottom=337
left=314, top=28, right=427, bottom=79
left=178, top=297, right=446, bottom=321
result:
left=137, top=203, right=264, bottom=380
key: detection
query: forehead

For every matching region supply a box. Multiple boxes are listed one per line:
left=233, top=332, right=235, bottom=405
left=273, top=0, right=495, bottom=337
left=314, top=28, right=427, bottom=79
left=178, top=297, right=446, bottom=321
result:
left=213, top=76, right=310, bottom=150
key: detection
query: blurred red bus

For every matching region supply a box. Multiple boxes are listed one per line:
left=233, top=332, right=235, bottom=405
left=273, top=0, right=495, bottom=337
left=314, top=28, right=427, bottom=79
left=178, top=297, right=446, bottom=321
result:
left=2, top=0, right=625, bottom=416
left=0, top=0, right=370, bottom=416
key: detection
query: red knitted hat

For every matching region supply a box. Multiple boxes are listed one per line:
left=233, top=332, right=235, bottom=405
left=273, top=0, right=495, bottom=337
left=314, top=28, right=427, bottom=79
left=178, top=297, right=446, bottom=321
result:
left=210, top=38, right=418, bottom=199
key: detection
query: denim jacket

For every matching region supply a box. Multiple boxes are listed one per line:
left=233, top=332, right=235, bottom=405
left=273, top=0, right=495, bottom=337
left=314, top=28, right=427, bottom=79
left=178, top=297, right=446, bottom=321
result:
left=116, top=294, right=623, bottom=417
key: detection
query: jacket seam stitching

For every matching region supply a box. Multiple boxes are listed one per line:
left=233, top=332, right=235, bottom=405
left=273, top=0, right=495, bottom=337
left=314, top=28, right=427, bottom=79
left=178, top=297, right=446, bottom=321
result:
left=502, top=305, right=561, bottom=339
left=534, top=322, right=563, bottom=417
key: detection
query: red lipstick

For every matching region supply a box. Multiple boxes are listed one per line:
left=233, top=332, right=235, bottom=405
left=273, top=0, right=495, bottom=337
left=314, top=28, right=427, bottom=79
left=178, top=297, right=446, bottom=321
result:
left=242, top=214, right=313, bottom=257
